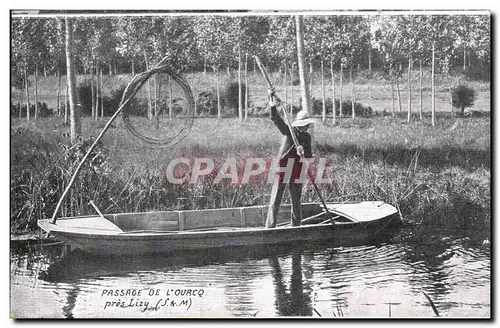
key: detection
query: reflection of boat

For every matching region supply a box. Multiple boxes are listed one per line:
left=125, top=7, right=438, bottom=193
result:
left=37, top=201, right=399, bottom=256
left=39, top=242, right=305, bottom=282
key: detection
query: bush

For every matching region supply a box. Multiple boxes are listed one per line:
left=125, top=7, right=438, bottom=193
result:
left=464, top=66, right=490, bottom=82
left=333, top=99, right=372, bottom=117
left=104, top=84, right=144, bottom=117
left=11, top=101, right=52, bottom=118
left=304, top=97, right=373, bottom=117
left=197, top=90, right=222, bottom=116
left=224, top=82, right=248, bottom=116
left=77, top=82, right=93, bottom=116
left=77, top=81, right=146, bottom=117
left=312, top=97, right=334, bottom=115
left=451, top=84, right=477, bottom=115
left=159, top=97, right=185, bottom=116
left=10, top=102, right=20, bottom=117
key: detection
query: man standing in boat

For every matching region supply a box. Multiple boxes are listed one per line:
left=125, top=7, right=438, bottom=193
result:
left=266, top=87, right=314, bottom=228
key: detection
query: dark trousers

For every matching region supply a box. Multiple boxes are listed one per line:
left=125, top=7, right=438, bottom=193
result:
left=266, top=181, right=302, bottom=228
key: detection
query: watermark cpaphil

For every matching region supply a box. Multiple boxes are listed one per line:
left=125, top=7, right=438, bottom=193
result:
left=162, top=156, right=334, bottom=186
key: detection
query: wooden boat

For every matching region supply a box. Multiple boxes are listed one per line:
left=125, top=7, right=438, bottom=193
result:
left=37, top=201, right=400, bottom=256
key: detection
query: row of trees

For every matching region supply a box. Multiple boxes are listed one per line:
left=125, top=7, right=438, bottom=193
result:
left=12, top=13, right=490, bottom=130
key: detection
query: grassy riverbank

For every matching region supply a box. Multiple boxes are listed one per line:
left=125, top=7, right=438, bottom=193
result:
left=11, top=112, right=490, bottom=243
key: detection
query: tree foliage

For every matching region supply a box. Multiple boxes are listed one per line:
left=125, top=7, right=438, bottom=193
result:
left=451, top=84, right=477, bottom=113
left=11, top=13, right=491, bottom=78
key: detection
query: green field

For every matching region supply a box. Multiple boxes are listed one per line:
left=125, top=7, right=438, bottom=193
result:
left=10, top=70, right=491, bottom=245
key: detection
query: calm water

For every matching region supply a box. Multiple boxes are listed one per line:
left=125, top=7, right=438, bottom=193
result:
left=10, top=233, right=490, bottom=318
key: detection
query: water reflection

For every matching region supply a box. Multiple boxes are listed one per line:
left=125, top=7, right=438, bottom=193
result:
left=269, top=247, right=312, bottom=316
left=62, top=284, right=80, bottom=319
left=10, top=236, right=490, bottom=318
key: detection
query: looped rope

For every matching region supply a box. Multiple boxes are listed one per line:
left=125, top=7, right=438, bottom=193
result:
left=50, top=60, right=194, bottom=223
left=120, top=64, right=195, bottom=147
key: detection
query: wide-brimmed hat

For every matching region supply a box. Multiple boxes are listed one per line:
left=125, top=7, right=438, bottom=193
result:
left=292, top=110, right=315, bottom=127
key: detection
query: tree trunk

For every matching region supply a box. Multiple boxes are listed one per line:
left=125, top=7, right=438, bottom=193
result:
left=238, top=43, right=243, bottom=123
left=284, top=60, right=288, bottom=106
left=65, top=17, right=81, bottom=143
left=95, top=64, right=99, bottom=118
left=339, top=64, right=343, bottom=118
left=368, top=44, right=372, bottom=72
left=34, top=63, right=38, bottom=119
left=396, top=77, right=402, bottom=112
left=431, top=42, right=436, bottom=127
left=391, top=78, right=395, bottom=118
left=407, top=54, right=412, bottom=123
left=192, top=70, right=197, bottom=115
left=131, top=59, right=135, bottom=76
left=449, top=80, right=454, bottom=114
left=169, top=76, right=173, bottom=120
left=215, top=67, right=221, bottom=118
left=148, top=76, right=153, bottom=119
left=330, top=59, right=336, bottom=125
left=321, top=57, right=326, bottom=123
left=309, top=60, right=313, bottom=98
left=143, top=50, right=152, bottom=119
left=100, top=69, right=104, bottom=117
left=295, top=15, right=312, bottom=114
left=64, top=81, right=68, bottom=124
left=156, top=74, right=161, bottom=132
left=290, top=63, right=295, bottom=115
left=244, top=52, right=249, bottom=121
left=158, top=73, right=162, bottom=114
left=153, top=74, right=158, bottom=119
left=419, top=60, right=423, bottom=120
left=57, top=69, right=61, bottom=117
left=203, top=58, right=207, bottom=75
left=350, top=66, right=355, bottom=119
left=19, top=83, right=23, bottom=119
left=24, top=68, right=31, bottom=120
left=91, top=68, right=95, bottom=120
left=463, top=46, right=467, bottom=71
left=166, top=76, right=171, bottom=119
left=108, top=59, right=112, bottom=76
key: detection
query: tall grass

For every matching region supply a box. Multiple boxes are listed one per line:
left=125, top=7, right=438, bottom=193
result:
left=10, top=114, right=490, bottom=243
